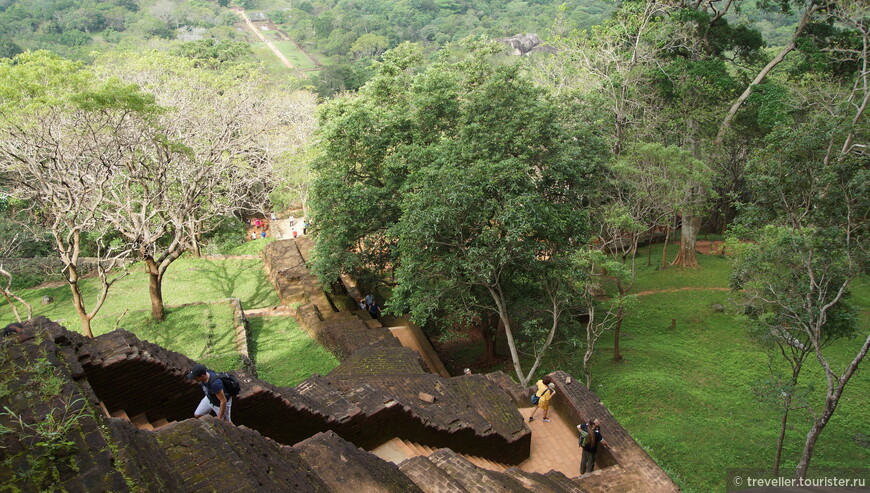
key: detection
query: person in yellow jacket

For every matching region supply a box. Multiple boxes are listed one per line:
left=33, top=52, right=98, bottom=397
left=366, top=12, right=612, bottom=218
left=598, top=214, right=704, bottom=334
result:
left=528, top=375, right=556, bottom=422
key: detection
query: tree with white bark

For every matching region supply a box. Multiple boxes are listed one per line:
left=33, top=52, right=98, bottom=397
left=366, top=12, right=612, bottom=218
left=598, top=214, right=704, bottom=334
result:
left=94, top=51, right=317, bottom=320
left=0, top=52, right=144, bottom=336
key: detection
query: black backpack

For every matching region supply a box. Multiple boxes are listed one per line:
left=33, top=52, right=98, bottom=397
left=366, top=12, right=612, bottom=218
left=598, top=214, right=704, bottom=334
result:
left=214, top=372, right=241, bottom=397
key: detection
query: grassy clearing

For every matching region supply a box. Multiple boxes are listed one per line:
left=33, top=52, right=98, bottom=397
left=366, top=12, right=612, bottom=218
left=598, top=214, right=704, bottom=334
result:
left=117, top=303, right=242, bottom=372
left=1, top=251, right=336, bottom=386
left=435, top=243, right=868, bottom=492
left=590, top=288, right=868, bottom=493
left=1, top=255, right=278, bottom=369
left=248, top=316, right=339, bottom=387
left=249, top=42, right=296, bottom=75
left=272, top=40, right=317, bottom=70
left=220, top=237, right=275, bottom=255
left=1, top=255, right=279, bottom=331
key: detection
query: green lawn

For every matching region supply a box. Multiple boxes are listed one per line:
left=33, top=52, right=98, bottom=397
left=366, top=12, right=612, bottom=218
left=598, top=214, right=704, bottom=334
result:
left=272, top=40, right=317, bottom=70
left=2, top=252, right=337, bottom=385
left=249, top=43, right=296, bottom=75
left=436, top=244, right=869, bottom=492
left=582, top=247, right=868, bottom=492
left=1, top=255, right=278, bottom=333
left=248, top=316, right=339, bottom=387
left=220, top=237, right=276, bottom=255
left=115, top=302, right=242, bottom=372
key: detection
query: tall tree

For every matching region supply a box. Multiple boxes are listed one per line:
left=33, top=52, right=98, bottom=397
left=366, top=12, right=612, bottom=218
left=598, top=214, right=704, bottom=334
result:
left=0, top=52, right=148, bottom=335
left=312, top=40, right=606, bottom=384
left=733, top=15, right=869, bottom=471
left=95, top=51, right=316, bottom=320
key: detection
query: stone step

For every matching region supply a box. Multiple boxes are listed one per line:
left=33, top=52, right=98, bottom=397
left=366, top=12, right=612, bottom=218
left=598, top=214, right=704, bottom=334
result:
left=403, top=439, right=433, bottom=457
left=427, top=449, right=527, bottom=493
left=395, top=439, right=511, bottom=473
left=504, top=468, right=567, bottom=493
left=152, top=418, right=171, bottom=429
left=364, top=319, right=382, bottom=329
left=110, top=408, right=129, bottom=421
left=371, top=438, right=414, bottom=464
left=543, top=470, right=585, bottom=493
left=130, top=412, right=154, bottom=431
left=398, top=455, right=470, bottom=493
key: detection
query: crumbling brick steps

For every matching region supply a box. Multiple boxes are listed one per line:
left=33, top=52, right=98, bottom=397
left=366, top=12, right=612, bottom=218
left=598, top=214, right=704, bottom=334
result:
left=107, top=407, right=174, bottom=431
left=504, top=468, right=583, bottom=493
left=425, top=449, right=529, bottom=492
left=372, top=438, right=509, bottom=473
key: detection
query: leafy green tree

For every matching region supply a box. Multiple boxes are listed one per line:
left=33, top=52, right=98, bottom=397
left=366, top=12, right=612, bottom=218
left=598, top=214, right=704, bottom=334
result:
left=350, top=33, right=390, bottom=59
left=311, top=40, right=605, bottom=384
left=171, top=39, right=254, bottom=67
left=0, top=39, right=23, bottom=59
left=591, top=142, right=708, bottom=359
left=733, top=23, right=869, bottom=472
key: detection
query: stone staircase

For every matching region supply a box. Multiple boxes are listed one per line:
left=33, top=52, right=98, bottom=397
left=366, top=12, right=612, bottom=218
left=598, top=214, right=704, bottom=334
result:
left=100, top=402, right=174, bottom=431
left=372, top=437, right=510, bottom=472
left=396, top=448, right=585, bottom=493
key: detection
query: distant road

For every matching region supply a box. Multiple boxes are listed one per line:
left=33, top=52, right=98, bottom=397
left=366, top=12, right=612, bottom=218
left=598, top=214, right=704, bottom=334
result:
left=232, top=8, right=296, bottom=70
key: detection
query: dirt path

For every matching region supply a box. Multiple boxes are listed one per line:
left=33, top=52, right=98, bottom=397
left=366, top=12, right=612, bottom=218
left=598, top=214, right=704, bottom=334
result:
left=232, top=8, right=296, bottom=70
left=633, top=286, right=731, bottom=296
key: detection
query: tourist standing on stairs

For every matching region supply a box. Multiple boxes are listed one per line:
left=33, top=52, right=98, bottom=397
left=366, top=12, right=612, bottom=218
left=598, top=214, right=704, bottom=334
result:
left=368, top=300, right=382, bottom=320
left=528, top=375, right=555, bottom=422
left=578, top=418, right=609, bottom=474
left=187, top=363, right=233, bottom=423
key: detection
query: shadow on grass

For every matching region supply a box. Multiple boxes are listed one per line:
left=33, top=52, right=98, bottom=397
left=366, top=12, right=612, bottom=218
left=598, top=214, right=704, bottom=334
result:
left=200, top=259, right=276, bottom=308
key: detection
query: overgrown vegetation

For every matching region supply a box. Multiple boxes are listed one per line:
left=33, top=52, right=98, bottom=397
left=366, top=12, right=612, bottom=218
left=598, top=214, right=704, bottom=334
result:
left=0, top=349, right=94, bottom=489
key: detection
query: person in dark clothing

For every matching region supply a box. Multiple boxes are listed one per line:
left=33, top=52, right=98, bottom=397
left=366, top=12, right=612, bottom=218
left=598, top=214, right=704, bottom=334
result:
left=187, top=363, right=232, bottom=423
left=368, top=300, right=381, bottom=320
left=578, top=418, right=609, bottom=474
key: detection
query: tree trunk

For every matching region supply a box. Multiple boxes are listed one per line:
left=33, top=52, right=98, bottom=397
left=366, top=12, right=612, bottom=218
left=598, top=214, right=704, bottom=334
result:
left=146, top=258, right=165, bottom=321
left=480, top=315, right=498, bottom=366
left=487, top=285, right=528, bottom=386
left=613, top=307, right=624, bottom=362
left=67, top=265, right=94, bottom=338
left=773, top=398, right=790, bottom=476
left=469, top=314, right=498, bottom=366
left=795, top=334, right=870, bottom=478
left=672, top=215, right=701, bottom=268
left=189, top=233, right=201, bottom=258
left=795, top=412, right=828, bottom=479
left=661, top=225, right=671, bottom=270
left=647, top=230, right=654, bottom=266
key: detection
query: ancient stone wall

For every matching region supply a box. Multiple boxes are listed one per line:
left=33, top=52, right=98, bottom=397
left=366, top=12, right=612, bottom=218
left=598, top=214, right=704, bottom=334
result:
left=0, top=256, right=134, bottom=276
left=547, top=371, right=680, bottom=493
